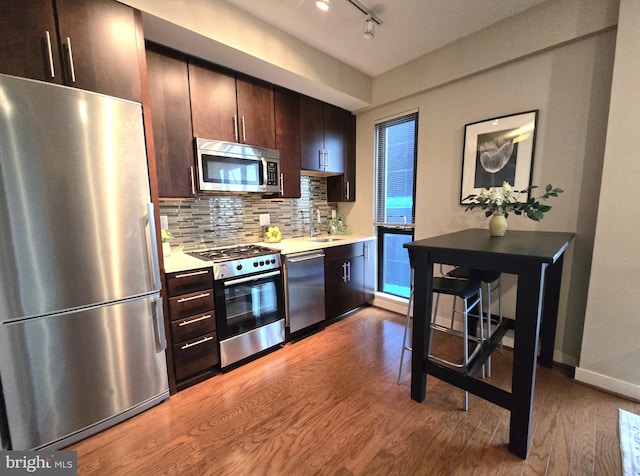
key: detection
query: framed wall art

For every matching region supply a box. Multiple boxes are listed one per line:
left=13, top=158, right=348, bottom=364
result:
left=460, top=110, right=538, bottom=204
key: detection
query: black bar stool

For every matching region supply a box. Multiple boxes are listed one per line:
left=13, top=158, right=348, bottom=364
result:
left=397, top=269, right=486, bottom=411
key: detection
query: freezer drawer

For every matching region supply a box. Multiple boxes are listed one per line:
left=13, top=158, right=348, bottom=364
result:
left=0, top=296, right=169, bottom=450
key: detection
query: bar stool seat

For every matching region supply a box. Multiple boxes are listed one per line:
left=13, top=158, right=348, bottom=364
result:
left=428, top=276, right=484, bottom=372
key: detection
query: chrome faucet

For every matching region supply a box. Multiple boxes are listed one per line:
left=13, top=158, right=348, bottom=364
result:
left=310, top=205, right=321, bottom=237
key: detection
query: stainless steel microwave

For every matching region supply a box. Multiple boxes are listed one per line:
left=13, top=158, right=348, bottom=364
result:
left=195, top=138, right=280, bottom=193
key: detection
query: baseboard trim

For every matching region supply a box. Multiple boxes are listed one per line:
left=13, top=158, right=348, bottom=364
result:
left=574, top=367, right=640, bottom=402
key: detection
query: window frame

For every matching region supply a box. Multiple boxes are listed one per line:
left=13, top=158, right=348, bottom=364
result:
left=373, top=110, right=419, bottom=299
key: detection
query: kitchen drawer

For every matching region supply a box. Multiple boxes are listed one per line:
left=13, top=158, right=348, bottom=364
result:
left=166, top=268, right=213, bottom=297
left=170, top=311, right=216, bottom=343
left=173, top=331, right=219, bottom=381
left=169, top=289, right=214, bottom=320
left=323, top=242, right=364, bottom=263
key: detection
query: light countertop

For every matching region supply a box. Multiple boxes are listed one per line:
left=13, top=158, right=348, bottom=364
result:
left=162, top=234, right=374, bottom=274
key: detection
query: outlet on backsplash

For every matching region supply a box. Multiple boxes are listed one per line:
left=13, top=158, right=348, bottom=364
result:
left=159, top=176, right=338, bottom=249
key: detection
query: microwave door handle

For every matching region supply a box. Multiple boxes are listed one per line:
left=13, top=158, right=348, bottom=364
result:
left=260, top=158, right=268, bottom=190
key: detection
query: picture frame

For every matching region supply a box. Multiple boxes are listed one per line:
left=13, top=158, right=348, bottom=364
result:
left=460, top=110, right=538, bottom=204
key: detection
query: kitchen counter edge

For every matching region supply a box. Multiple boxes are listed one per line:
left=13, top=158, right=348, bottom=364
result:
left=162, top=235, right=375, bottom=274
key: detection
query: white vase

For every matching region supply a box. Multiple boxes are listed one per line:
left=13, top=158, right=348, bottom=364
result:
left=489, top=214, right=507, bottom=237
left=162, top=241, right=171, bottom=257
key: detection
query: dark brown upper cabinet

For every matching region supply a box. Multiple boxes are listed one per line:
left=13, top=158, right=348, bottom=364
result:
left=55, top=0, right=142, bottom=102
left=189, top=60, right=275, bottom=149
left=328, top=111, right=356, bottom=202
left=0, top=0, right=142, bottom=102
left=236, top=74, right=276, bottom=149
left=146, top=44, right=195, bottom=198
left=0, top=0, right=62, bottom=84
left=274, top=87, right=302, bottom=198
left=300, top=95, right=345, bottom=174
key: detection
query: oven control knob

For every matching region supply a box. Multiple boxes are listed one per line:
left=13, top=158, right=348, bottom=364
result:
left=259, top=260, right=265, bottom=266
left=270, top=258, right=276, bottom=264
left=253, top=261, right=259, bottom=267
left=236, top=264, right=243, bottom=271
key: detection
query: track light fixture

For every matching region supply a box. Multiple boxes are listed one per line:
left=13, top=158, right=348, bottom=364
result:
left=315, top=0, right=329, bottom=11
left=346, top=0, right=383, bottom=39
left=363, top=15, right=375, bottom=39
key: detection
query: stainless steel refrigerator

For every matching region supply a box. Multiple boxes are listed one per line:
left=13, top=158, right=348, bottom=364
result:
left=0, top=73, right=169, bottom=450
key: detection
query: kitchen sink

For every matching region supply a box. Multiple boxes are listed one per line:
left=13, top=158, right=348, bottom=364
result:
left=310, top=237, right=342, bottom=243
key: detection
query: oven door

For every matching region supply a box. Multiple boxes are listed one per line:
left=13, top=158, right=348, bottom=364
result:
left=215, top=270, right=284, bottom=341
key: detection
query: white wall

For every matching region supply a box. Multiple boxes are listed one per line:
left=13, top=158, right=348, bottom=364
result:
left=344, top=0, right=618, bottom=367
left=575, top=0, right=640, bottom=400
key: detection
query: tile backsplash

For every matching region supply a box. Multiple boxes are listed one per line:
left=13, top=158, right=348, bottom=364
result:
left=160, top=176, right=337, bottom=249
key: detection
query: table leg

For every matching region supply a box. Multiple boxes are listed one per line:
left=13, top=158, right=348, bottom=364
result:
left=509, top=264, right=545, bottom=458
left=539, top=256, right=563, bottom=367
left=409, top=253, right=433, bottom=403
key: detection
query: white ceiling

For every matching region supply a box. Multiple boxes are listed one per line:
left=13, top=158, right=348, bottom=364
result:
left=222, top=0, right=550, bottom=77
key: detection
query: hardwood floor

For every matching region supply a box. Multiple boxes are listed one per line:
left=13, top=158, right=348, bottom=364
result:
left=70, top=306, right=638, bottom=475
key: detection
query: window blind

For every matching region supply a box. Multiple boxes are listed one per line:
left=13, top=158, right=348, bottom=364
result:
left=374, top=112, right=418, bottom=227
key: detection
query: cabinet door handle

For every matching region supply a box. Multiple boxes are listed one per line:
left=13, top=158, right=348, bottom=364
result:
left=174, top=269, right=210, bottom=279
left=177, top=292, right=211, bottom=303
left=190, top=165, right=196, bottom=195
left=178, top=314, right=212, bottom=326
left=318, top=150, right=324, bottom=170
left=65, top=37, right=76, bottom=83
left=325, top=150, right=330, bottom=170
left=45, top=31, right=55, bottom=78
left=346, top=181, right=350, bottom=200
left=342, top=262, right=348, bottom=282
left=180, top=335, right=213, bottom=350
left=233, top=114, right=239, bottom=142
left=279, top=172, right=284, bottom=195
left=241, top=115, right=246, bottom=142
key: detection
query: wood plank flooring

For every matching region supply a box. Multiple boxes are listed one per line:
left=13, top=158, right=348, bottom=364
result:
left=69, top=306, right=639, bottom=475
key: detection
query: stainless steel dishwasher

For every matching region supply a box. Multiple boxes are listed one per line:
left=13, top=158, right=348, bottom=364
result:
left=284, top=250, right=326, bottom=335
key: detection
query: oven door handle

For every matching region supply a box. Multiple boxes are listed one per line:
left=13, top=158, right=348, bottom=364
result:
left=224, top=270, right=281, bottom=287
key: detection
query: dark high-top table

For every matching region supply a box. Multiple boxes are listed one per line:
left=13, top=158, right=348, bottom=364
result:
left=404, top=228, right=574, bottom=458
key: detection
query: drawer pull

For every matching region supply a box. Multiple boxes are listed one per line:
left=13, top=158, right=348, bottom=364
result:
left=174, top=270, right=210, bottom=279
left=178, top=314, right=212, bottom=326
left=181, top=335, right=213, bottom=350
left=177, top=292, right=210, bottom=303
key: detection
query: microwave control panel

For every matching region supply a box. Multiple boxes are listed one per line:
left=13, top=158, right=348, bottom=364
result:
left=266, top=161, right=278, bottom=186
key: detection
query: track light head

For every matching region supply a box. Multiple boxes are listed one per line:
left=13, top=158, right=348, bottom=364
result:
left=363, top=16, right=375, bottom=39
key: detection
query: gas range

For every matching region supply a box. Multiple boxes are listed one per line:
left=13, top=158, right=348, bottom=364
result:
left=188, top=244, right=281, bottom=280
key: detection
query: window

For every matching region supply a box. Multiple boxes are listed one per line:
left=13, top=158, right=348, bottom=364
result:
left=374, top=112, right=418, bottom=298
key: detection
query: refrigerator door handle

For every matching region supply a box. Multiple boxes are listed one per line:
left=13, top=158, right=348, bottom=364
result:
left=0, top=380, right=11, bottom=450
left=153, top=297, right=167, bottom=352
left=147, top=203, right=162, bottom=292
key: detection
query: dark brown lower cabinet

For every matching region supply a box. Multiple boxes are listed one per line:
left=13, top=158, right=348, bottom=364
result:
left=324, top=243, right=365, bottom=320
left=173, top=332, right=219, bottom=381
left=165, top=267, right=219, bottom=390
